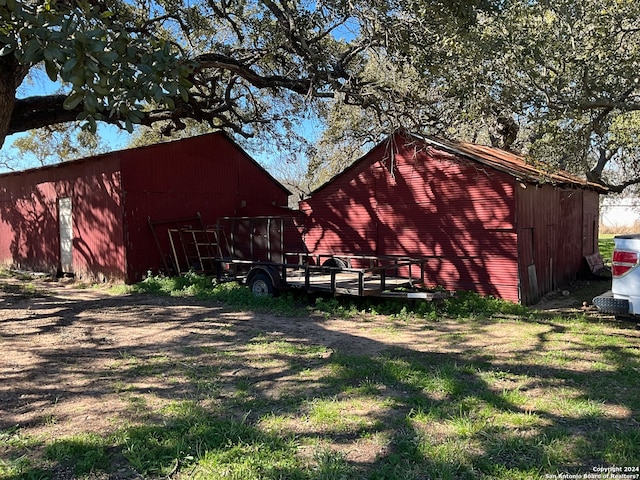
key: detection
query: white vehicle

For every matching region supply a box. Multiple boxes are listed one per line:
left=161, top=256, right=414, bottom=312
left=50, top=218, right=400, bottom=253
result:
left=593, top=234, right=640, bottom=318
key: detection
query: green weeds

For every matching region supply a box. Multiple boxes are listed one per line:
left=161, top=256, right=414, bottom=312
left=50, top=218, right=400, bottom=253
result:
left=0, top=281, right=42, bottom=297
left=133, top=272, right=306, bottom=316
left=6, top=318, right=640, bottom=479
left=2, top=264, right=639, bottom=480
left=599, top=235, right=615, bottom=263
left=45, top=433, right=110, bottom=476
left=0, top=427, right=45, bottom=479
left=132, top=272, right=530, bottom=321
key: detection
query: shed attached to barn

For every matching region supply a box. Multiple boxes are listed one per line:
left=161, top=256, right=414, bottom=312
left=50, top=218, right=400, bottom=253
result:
left=299, top=130, right=606, bottom=305
left=0, top=132, right=290, bottom=283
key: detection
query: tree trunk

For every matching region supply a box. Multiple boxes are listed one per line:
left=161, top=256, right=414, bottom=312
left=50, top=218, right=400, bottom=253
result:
left=0, top=56, right=29, bottom=150
left=0, top=72, right=15, bottom=150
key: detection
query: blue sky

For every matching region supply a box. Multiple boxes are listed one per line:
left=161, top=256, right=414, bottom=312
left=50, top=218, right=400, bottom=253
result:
left=2, top=69, right=131, bottom=172
left=3, top=67, right=323, bottom=176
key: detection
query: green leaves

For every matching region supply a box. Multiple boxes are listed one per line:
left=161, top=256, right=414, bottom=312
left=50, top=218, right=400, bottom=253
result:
left=1, top=0, right=198, bottom=133
left=63, top=91, right=84, bottom=110
left=4, top=0, right=634, bottom=195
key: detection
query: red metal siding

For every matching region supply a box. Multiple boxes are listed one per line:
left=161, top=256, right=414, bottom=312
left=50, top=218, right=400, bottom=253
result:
left=120, top=133, right=290, bottom=281
left=300, top=132, right=521, bottom=302
left=0, top=132, right=289, bottom=283
left=301, top=157, right=379, bottom=255
left=0, top=157, right=126, bottom=281
left=0, top=179, right=60, bottom=273
left=583, top=191, right=600, bottom=255
left=69, top=163, right=126, bottom=281
left=516, top=185, right=600, bottom=305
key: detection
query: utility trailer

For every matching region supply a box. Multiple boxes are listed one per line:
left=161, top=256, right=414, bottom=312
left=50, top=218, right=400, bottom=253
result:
left=155, top=215, right=450, bottom=301
left=215, top=216, right=450, bottom=301
left=225, top=252, right=449, bottom=300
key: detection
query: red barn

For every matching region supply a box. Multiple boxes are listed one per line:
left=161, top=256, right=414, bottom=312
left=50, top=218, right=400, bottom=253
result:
left=0, top=132, right=290, bottom=283
left=299, top=131, right=606, bottom=305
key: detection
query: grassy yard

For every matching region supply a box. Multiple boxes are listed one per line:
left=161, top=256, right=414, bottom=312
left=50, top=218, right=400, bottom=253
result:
left=0, top=274, right=638, bottom=479
left=599, top=234, right=615, bottom=264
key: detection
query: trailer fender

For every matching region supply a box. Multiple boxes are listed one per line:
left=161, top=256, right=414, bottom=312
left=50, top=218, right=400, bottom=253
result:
left=322, top=257, right=347, bottom=270
left=246, top=265, right=283, bottom=294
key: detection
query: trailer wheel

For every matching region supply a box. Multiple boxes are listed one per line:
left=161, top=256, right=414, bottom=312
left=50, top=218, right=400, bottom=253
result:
left=322, top=258, right=347, bottom=270
left=249, top=273, right=274, bottom=296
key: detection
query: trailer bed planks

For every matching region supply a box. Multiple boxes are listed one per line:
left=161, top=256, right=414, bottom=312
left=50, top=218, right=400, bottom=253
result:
left=219, top=254, right=451, bottom=301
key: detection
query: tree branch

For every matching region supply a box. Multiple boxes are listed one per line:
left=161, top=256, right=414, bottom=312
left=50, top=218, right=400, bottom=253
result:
left=8, top=96, right=82, bottom=136
left=600, top=177, right=640, bottom=194
left=194, top=52, right=336, bottom=96
left=587, top=147, right=611, bottom=182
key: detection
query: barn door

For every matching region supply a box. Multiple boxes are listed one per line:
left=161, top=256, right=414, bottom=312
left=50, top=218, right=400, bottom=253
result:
left=519, top=227, right=538, bottom=304
left=58, top=197, right=73, bottom=273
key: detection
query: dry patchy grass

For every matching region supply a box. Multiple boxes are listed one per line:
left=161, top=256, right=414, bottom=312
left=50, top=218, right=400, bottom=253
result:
left=0, top=276, right=638, bottom=480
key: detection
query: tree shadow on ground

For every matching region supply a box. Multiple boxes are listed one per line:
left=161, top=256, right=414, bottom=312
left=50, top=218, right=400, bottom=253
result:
left=1, top=284, right=639, bottom=479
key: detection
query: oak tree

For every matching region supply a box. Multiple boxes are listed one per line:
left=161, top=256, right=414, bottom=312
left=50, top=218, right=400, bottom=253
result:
left=1, top=0, right=487, bottom=148
left=311, top=0, right=640, bottom=193
left=399, top=0, right=640, bottom=192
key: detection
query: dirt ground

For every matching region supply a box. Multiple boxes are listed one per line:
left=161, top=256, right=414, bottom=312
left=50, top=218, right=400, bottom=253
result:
left=0, top=275, right=613, bottom=477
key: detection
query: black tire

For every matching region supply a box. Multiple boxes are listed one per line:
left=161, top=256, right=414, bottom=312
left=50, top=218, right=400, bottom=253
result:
left=248, top=272, right=274, bottom=296
left=322, top=258, right=347, bottom=270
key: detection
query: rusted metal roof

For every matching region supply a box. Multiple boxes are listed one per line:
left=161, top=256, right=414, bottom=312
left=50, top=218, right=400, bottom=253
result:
left=415, top=134, right=608, bottom=192
left=310, top=131, right=608, bottom=196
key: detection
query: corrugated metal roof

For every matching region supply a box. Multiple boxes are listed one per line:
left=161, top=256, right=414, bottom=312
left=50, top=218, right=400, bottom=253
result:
left=309, top=130, right=608, bottom=195
left=0, top=131, right=292, bottom=196
left=414, top=133, right=608, bottom=192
